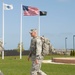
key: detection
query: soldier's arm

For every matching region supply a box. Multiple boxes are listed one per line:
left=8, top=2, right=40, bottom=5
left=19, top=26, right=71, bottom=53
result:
left=28, top=51, right=31, bottom=61
left=0, top=44, right=4, bottom=50
left=35, top=39, right=42, bottom=59
left=29, top=50, right=32, bottom=57
left=28, top=39, right=33, bottom=58
left=28, top=49, right=32, bottom=61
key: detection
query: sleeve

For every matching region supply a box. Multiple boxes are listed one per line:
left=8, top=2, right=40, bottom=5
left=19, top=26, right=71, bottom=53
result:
left=29, top=39, right=32, bottom=57
left=0, top=44, right=4, bottom=50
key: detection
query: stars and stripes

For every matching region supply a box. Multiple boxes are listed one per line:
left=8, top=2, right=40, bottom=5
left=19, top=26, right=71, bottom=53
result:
left=23, top=5, right=39, bottom=16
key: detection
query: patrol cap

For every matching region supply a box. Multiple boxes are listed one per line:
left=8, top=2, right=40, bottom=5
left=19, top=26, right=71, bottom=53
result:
left=29, top=29, right=37, bottom=33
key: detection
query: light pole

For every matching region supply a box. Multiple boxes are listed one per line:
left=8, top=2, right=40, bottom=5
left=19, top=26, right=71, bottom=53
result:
left=73, top=35, right=75, bottom=50
left=65, top=37, right=67, bottom=53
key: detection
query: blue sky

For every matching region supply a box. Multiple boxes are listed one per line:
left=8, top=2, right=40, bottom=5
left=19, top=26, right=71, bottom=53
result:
left=0, top=0, right=75, bottom=50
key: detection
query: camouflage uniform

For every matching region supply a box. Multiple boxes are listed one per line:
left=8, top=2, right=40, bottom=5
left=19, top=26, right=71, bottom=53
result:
left=0, top=70, right=4, bottom=75
left=0, top=40, right=4, bottom=55
left=29, top=36, right=47, bottom=75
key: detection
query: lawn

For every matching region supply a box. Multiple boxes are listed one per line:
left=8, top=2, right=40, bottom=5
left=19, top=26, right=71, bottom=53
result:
left=0, top=55, right=75, bottom=75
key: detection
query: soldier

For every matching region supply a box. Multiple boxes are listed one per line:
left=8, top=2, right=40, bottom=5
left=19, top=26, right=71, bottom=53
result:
left=28, top=29, right=47, bottom=75
left=0, top=70, right=4, bottom=75
left=0, top=40, right=4, bottom=52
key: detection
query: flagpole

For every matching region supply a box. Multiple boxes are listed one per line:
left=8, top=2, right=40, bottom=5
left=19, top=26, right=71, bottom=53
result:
left=38, top=15, right=40, bottom=36
left=20, top=4, right=22, bottom=59
left=2, top=2, right=4, bottom=59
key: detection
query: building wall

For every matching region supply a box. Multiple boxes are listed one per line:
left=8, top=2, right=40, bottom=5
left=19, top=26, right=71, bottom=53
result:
left=0, top=50, right=30, bottom=56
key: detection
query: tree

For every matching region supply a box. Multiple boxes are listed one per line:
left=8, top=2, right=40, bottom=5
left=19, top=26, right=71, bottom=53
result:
left=17, top=42, right=24, bottom=52
left=73, top=50, right=75, bottom=56
left=70, top=50, right=73, bottom=56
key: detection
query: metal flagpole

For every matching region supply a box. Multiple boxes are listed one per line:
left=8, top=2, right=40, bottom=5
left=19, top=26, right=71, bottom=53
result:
left=2, top=1, right=4, bottom=59
left=20, top=4, right=22, bottom=59
left=38, top=14, right=40, bottom=36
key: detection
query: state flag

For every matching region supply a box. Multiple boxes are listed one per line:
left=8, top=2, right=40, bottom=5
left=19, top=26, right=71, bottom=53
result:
left=3, top=3, right=13, bottom=10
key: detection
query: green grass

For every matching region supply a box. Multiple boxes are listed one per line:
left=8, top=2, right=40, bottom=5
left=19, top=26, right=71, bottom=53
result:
left=0, top=55, right=75, bottom=75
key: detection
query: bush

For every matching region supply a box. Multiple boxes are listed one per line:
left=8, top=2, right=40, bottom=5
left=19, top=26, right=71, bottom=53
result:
left=70, top=50, right=73, bottom=56
left=70, top=50, right=75, bottom=56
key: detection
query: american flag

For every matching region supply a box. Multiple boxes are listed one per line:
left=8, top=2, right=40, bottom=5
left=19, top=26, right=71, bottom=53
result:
left=23, top=5, right=39, bottom=16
